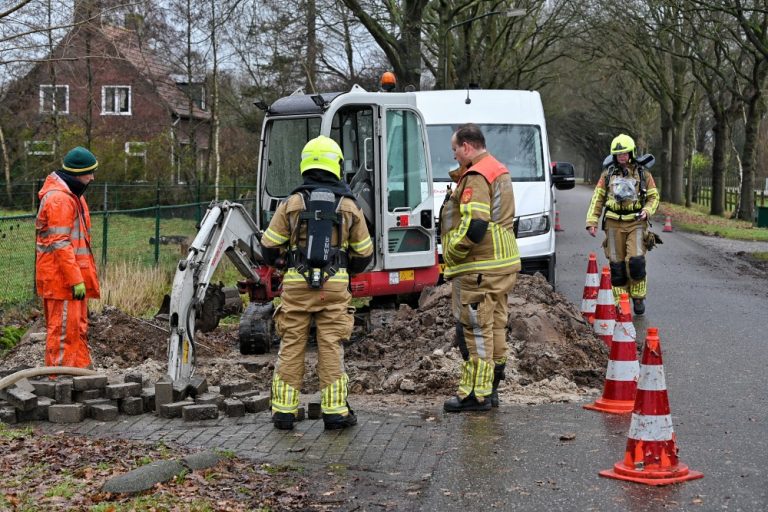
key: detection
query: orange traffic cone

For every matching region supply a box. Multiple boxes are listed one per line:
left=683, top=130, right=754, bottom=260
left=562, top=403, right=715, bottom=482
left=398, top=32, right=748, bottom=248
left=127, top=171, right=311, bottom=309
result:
left=599, top=327, right=704, bottom=486
left=593, top=266, right=616, bottom=348
left=581, top=253, right=599, bottom=324
left=584, top=294, right=638, bottom=414
left=662, top=215, right=673, bottom=232
left=555, top=210, right=564, bottom=232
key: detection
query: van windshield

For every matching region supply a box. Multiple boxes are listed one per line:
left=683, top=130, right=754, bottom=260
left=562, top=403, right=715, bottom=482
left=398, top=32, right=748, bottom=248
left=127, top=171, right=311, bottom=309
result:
left=426, top=124, right=544, bottom=182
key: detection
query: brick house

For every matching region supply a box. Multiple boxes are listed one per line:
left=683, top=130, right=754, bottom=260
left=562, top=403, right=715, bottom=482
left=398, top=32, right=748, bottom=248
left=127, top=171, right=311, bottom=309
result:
left=2, top=14, right=210, bottom=183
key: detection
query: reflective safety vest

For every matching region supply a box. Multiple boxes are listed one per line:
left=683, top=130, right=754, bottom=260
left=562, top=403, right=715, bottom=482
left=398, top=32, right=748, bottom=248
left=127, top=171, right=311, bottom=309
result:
left=440, top=152, right=521, bottom=278
left=35, top=172, right=100, bottom=299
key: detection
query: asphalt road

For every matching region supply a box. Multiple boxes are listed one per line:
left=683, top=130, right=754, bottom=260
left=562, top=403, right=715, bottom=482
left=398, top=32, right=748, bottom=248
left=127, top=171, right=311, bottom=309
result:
left=421, top=184, right=768, bottom=511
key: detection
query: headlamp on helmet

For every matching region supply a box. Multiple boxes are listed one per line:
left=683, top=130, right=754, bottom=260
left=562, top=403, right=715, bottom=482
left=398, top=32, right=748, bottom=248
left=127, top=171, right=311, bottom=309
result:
left=300, top=135, right=344, bottom=180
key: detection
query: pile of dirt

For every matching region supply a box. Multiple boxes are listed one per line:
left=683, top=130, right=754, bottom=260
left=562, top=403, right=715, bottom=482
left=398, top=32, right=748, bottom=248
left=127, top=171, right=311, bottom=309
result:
left=2, top=274, right=608, bottom=404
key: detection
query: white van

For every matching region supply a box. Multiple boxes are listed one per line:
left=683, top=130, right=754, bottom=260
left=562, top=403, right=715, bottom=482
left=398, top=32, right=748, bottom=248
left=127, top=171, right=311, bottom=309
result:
left=413, top=89, right=574, bottom=285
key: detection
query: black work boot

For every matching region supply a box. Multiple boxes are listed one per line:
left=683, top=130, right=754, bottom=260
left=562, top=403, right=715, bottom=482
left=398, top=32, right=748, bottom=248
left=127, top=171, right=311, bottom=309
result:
left=272, top=412, right=295, bottom=430
left=443, top=393, right=492, bottom=413
left=491, top=363, right=506, bottom=408
left=632, top=298, right=645, bottom=316
left=323, top=404, right=357, bottom=430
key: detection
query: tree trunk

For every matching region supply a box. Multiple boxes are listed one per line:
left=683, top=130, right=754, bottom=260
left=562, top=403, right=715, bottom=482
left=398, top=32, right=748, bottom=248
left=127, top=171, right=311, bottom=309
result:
left=710, top=115, right=729, bottom=216
left=305, top=0, right=317, bottom=93
left=670, top=121, right=686, bottom=205
left=659, top=116, right=672, bottom=202
left=737, top=92, right=764, bottom=221
left=0, top=123, right=10, bottom=203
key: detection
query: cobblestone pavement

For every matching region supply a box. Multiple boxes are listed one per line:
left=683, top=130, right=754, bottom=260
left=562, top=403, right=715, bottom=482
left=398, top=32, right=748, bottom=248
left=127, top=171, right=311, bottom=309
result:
left=38, top=404, right=449, bottom=510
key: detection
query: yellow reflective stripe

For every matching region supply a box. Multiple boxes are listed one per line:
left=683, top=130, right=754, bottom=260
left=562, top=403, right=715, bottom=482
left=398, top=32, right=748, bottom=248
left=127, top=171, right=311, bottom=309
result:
left=459, top=201, right=490, bottom=215
left=321, top=374, right=349, bottom=414
left=474, top=359, right=493, bottom=397
left=271, top=374, right=299, bottom=414
left=263, top=227, right=289, bottom=245
left=629, top=279, right=646, bottom=297
left=586, top=188, right=605, bottom=225
left=349, top=236, right=372, bottom=252
left=458, top=360, right=476, bottom=398
left=443, top=255, right=521, bottom=278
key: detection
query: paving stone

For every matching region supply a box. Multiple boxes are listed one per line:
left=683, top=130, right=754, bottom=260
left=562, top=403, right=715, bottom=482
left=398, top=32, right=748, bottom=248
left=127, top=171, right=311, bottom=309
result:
left=182, top=404, right=219, bottom=421
left=72, top=375, right=108, bottom=391
left=242, top=395, right=270, bottom=414
left=54, top=380, right=73, bottom=404
left=141, top=388, right=155, bottom=412
left=91, top=404, right=119, bottom=422
left=172, top=380, right=190, bottom=401
left=0, top=406, right=17, bottom=424
left=155, top=380, right=173, bottom=413
left=120, top=396, right=144, bottom=416
left=232, top=389, right=261, bottom=400
left=239, top=360, right=269, bottom=373
left=82, top=398, right=118, bottom=417
left=105, top=382, right=142, bottom=400
left=17, top=396, right=55, bottom=421
left=223, top=398, right=245, bottom=417
left=124, top=373, right=144, bottom=386
left=159, top=400, right=193, bottom=419
left=296, top=406, right=305, bottom=421
left=195, top=392, right=224, bottom=410
left=186, top=376, right=208, bottom=398
left=74, top=389, right=103, bottom=402
left=220, top=381, right=252, bottom=397
left=14, top=378, right=36, bottom=393
left=2, top=386, right=38, bottom=411
left=30, top=380, right=57, bottom=398
left=48, top=403, right=86, bottom=423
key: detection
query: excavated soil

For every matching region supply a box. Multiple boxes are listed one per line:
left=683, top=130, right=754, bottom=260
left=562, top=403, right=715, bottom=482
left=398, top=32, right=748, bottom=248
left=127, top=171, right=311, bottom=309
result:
left=2, top=274, right=608, bottom=405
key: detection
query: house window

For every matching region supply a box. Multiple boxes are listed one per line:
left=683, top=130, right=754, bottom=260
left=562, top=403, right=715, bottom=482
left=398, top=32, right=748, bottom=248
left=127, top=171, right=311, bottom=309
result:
left=25, top=140, right=56, bottom=156
left=39, top=85, right=69, bottom=114
left=102, top=86, right=132, bottom=115
left=176, top=82, right=206, bottom=110
left=125, top=142, right=147, bottom=181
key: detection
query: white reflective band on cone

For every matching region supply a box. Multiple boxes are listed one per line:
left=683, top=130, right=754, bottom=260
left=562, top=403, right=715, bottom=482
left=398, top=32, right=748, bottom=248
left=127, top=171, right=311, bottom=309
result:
left=582, top=299, right=596, bottom=310
left=637, top=364, right=667, bottom=391
left=628, top=413, right=674, bottom=441
left=606, top=360, right=640, bottom=381
left=597, top=289, right=613, bottom=302
left=585, top=275, right=599, bottom=286
left=612, top=324, right=636, bottom=342
left=594, top=320, right=615, bottom=335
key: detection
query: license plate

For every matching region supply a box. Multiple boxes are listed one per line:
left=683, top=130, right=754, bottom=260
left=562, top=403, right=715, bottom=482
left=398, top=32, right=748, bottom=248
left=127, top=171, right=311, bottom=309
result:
left=399, top=270, right=414, bottom=281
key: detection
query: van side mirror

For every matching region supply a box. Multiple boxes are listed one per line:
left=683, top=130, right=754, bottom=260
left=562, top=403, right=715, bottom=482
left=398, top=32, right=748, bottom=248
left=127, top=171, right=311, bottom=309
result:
left=551, top=161, right=575, bottom=190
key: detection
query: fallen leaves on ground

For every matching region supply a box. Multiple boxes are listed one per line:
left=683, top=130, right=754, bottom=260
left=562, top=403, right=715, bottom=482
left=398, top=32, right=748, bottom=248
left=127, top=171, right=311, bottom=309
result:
left=0, top=426, right=337, bottom=511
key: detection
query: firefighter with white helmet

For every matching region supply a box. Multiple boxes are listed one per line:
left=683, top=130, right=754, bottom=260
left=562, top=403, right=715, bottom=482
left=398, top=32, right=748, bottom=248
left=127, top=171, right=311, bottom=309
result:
left=586, top=134, right=660, bottom=315
left=261, top=135, right=373, bottom=430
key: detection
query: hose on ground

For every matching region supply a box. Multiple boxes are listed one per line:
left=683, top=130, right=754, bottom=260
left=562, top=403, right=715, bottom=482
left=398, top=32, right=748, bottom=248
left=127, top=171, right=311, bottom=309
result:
left=0, top=366, right=97, bottom=392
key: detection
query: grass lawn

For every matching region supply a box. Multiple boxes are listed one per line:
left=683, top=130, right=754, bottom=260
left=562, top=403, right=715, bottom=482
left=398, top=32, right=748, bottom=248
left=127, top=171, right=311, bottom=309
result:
left=657, top=202, right=768, bottom=242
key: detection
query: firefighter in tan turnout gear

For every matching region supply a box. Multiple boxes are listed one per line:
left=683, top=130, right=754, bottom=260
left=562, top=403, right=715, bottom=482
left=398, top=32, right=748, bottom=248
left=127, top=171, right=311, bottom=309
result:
left=261, top=136, right=373, bottom=430
left=586, top=134, right=660, bottom=315
left=440, top=124, right=521, bottom=412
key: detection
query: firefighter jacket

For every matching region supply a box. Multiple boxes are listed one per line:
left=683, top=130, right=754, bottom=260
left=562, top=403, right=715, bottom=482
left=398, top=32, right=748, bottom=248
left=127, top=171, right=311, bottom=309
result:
left=440, top=152, right=521, bottom=279
left=262, top=194, right=373, bottom=292
left=586, top=162, right=660, bottom=227
left=35, top=172, right=100, bottom=300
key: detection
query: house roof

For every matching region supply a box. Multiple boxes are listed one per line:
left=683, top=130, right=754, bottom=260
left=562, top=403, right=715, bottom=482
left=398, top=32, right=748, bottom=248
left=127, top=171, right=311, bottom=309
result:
left=99, top=25, right=210, bottom=121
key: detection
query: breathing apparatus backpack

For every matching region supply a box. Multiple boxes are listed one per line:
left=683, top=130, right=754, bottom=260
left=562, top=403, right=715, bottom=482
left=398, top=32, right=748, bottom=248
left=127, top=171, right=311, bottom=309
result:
left=291, top=188, right=346, bottom=288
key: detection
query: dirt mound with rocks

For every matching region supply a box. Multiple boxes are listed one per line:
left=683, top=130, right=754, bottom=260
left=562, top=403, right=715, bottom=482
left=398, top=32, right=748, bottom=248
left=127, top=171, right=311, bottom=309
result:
left=2, top=274, right=608, bottom=404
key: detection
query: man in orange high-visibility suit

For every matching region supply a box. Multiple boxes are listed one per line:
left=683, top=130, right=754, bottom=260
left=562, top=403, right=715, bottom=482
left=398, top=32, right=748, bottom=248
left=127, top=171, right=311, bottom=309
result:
left=35, top=146, right=100, bottom=368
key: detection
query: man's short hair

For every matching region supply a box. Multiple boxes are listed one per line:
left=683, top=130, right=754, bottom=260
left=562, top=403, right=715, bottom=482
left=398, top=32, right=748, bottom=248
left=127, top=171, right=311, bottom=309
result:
left=454, top=123, right=486, bottom=150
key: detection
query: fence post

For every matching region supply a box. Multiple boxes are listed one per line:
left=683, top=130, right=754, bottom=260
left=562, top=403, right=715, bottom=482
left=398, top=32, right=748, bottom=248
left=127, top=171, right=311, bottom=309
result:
left=196, top=179, right=202, bottom=223
left=154, top=183, right=161, bottom=265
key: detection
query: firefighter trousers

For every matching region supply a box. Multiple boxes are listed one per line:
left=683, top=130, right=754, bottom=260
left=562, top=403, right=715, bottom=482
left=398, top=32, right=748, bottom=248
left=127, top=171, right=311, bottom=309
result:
left=43, top=298, right=92, bottom=368
left=271, top=284, right=355, bottom=417
left=603, top=218, right=648, bottom=301
left=451, top=272, right=518, bottom=401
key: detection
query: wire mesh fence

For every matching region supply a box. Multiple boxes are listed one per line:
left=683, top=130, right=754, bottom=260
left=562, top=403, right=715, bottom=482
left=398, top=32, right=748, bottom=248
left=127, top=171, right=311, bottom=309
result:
left=0, top=181, right=257, bottom=311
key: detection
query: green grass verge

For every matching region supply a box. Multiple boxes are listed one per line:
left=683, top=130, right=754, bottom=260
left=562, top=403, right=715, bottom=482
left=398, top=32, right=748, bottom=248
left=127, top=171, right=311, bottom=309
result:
left=659, top=202, right=768, bottom=242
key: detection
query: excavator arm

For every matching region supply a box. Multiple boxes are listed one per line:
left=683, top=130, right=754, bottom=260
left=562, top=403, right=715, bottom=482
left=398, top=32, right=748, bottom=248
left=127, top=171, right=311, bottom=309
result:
left=167, top=201, right=266, bottom=382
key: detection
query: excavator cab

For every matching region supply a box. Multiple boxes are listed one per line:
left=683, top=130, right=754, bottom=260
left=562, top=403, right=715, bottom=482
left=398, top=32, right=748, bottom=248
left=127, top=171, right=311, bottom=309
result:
left=166, top=84, right=440, bottom=383
left=254, top=85, right=439, bottom=303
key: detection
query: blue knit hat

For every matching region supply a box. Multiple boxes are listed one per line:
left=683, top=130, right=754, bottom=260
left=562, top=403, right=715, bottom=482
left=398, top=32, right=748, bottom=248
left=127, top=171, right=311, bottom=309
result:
left=61, top=146, right=98, bottom=175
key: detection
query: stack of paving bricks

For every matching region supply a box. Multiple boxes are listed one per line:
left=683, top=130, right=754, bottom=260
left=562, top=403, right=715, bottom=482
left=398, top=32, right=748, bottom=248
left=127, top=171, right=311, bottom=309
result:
left=0, top=371, right=272, bottom=425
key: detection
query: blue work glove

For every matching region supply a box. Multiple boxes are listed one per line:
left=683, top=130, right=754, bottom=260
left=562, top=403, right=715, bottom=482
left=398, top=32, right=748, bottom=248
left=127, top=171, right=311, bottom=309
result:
left=72, top=282, right=86, bottom=300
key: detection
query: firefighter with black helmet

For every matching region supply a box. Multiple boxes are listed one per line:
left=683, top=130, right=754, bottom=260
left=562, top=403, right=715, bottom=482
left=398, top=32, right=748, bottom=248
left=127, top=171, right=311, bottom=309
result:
left=261, top=135, right=373, bottom=430
left=586, top=134, right=660, bottom=315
